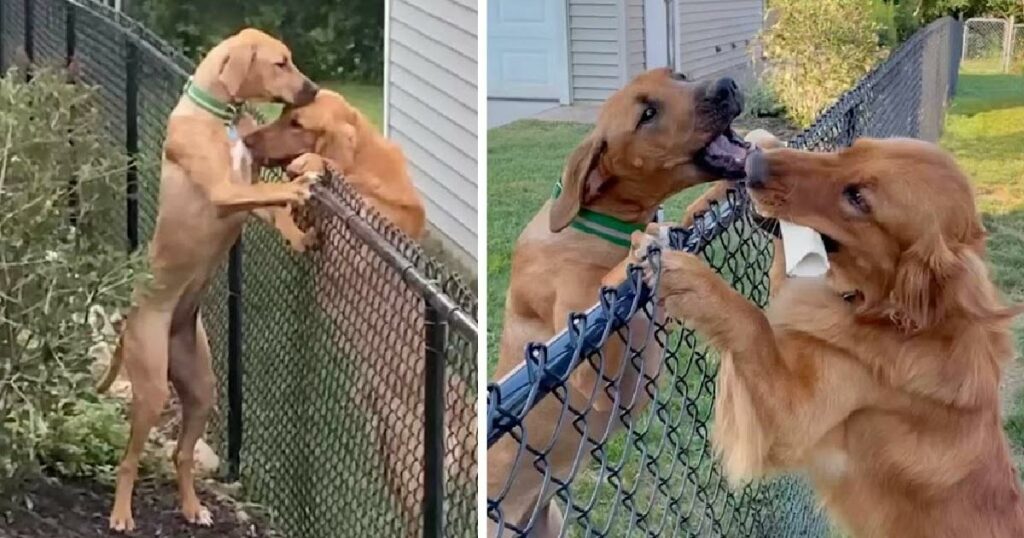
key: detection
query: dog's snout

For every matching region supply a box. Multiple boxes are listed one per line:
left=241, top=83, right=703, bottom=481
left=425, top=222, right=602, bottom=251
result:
left=295, top=79, right=319, bottom=106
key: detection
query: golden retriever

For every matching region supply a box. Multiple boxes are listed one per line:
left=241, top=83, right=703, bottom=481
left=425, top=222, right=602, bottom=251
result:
left=640, top=137, right=1024, bottom=538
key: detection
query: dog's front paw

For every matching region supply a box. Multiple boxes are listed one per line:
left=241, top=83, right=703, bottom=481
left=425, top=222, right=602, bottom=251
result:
left=284, top=172, right=321, bottom=206
left=288, top=226, right=319, bottom=253
left=286, top=152, right=327, bottom=178
left=652, top=250, right=724, bottom=318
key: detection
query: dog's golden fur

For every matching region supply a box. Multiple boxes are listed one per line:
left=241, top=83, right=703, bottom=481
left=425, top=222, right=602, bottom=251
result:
left=244, top=89, right=426, bottom=239
left=645, top=137, right=1024, bottom=538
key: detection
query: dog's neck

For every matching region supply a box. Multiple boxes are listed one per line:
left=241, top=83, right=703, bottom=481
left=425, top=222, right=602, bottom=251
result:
left=553, top=179, right=663, bottom=248
left=180, top=77, right=239, bottom=125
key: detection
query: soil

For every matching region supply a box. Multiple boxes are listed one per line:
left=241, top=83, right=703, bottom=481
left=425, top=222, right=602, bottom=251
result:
left=0, top=475, right=279, bottom=538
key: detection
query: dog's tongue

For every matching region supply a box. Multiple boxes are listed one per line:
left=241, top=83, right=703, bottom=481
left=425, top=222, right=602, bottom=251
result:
left=707, top=134, right=748, bottom=165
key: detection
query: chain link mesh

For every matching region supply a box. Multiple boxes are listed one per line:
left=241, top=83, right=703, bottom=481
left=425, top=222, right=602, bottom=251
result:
left=963, top=17, right=1012, bottom=72
left=1, top=1, right=477, bottom=536
left=487, top=17, right=963, bottom=538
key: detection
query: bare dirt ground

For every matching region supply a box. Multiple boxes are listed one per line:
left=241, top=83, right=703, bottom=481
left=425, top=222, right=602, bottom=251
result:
left=0, top=475, right=278, bottom=538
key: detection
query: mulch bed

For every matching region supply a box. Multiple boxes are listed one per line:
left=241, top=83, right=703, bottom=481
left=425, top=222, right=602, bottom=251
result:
left=0, top=474, right=279, bottom=538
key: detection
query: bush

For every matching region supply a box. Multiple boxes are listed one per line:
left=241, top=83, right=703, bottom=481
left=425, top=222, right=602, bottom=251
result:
left=0, top=69, right=145, bottom=482
left=127, top=0, right=384, bottom=83
left=743, top=82, right=786, bottom=118
left=762, top=0, right=889, bottom=127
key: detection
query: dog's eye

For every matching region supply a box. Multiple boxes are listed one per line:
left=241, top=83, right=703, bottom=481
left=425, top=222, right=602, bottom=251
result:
left=289, top=118, right=302, bottom=129
left=843, top=185, right=870, bottom=213
left=637, top=105, right=658, bottom=127
left=276, top=59, right=288, bottom=68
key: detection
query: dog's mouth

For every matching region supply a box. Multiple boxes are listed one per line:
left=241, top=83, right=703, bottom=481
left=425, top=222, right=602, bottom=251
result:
left=695, top=128, right=750, bottom=179
left=752, top=214, right=842, bottom=254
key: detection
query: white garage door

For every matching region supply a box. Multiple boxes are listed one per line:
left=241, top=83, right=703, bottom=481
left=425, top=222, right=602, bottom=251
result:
left=488, top=0, right=566, bottom=100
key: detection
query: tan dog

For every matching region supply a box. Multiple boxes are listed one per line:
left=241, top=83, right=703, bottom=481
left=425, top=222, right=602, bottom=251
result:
left=488, top=67, right=749, bottom=536
left=96, top=28, right=319, bottom=532
left=244, top=89, right=426, bottom=239
left=643, top=138, right=1024, bottom=537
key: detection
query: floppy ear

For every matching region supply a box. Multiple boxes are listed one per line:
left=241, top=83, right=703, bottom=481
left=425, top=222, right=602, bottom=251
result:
left=316, top=122, right=358, bottom=171
left=219, top=43, right=257, bottom=99
left=888, top=230, right=960, bottom=332
left=550, top=135, right=611, bottom=232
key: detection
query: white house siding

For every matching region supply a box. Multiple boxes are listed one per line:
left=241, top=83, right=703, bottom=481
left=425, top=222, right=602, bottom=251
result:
left=387, top=0, right=478, bottom=263
left=569, top=0, right=626, bottom=101
left=676, top=0, right=762, bottom=81
left=626, top=0, right=646, bottom=77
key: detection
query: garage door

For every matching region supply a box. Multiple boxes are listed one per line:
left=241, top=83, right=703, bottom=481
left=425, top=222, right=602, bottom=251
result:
left=488, top=0, right=566, bottom=100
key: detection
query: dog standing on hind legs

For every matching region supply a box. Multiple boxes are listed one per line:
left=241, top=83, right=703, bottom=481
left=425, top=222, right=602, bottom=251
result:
left=95, top=28, right=319, bottom=532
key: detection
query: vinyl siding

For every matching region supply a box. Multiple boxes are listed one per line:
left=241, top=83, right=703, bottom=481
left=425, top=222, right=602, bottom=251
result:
left=626, top=0, right=646, bottom=77
left=677, top=0, right=762, bottom=80
left=387, top=0, right=478, bottom=262
left=569, top=0, right=624, bottom=101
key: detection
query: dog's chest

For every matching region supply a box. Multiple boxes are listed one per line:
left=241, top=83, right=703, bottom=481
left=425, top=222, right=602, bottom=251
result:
left=227, top=125, right=252, bottom=184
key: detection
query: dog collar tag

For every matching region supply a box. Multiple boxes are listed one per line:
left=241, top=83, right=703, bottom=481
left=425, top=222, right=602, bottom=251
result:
left=778, top=220, right=829, bottom=278
left=226, top=125, right=239, bottom=142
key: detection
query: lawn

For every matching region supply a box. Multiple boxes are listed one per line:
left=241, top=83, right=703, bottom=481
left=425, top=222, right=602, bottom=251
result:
left=939, top=64, right=1024, bottom=462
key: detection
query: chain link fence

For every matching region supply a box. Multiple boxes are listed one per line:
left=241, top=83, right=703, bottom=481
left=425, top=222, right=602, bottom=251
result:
left=0, top=1, right=478, bottom=537
left=963, top=16, right=1018, bottom=73
left=487, top=16, right=963, bottom=538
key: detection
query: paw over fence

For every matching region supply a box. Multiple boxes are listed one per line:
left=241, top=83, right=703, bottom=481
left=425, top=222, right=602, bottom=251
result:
left=487, top=17, right=963, bottom=538
left=0, top=1, right=477, bottom=537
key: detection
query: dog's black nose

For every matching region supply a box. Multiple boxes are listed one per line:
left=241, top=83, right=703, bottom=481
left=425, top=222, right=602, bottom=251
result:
left=745, top=148, right=767, bottom=187
left=706, top=77, right=742, bottom=117
left=294, top=79, right=319, bottom=106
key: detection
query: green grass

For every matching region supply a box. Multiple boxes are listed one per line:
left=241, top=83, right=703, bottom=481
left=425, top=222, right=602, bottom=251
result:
left=254, top=82, right=383, bottom=128
left=940, top=63, right=1024, bottom=464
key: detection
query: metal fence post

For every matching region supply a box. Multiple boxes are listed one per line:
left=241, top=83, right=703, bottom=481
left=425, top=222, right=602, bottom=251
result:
left=65, top=3, right=78, bottom=227
left=226, top=242, right=244, bottom=482
left=22, top=0, right=33, bottom=80
left=422, top=301, right=447, bottom=538
left=125, top=39, right=139, bottom=251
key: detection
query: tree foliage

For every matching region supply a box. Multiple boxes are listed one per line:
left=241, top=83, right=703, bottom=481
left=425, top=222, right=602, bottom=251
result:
left=126, top=0, right=384, bottom=83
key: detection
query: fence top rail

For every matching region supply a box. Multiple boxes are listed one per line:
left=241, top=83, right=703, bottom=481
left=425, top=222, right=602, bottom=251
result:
left=69, top=0, right=194, bottom=77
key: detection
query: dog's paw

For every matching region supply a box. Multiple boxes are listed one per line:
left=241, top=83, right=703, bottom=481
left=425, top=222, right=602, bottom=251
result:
left=285, top=173, right=320, bottom=206
left=108, top=510, right=135, bottom=533
left=286, top=152, right=326, bottom=178
left=287, top=226, right=319, bottom=253
left=183, top=505, right=214, bottom=527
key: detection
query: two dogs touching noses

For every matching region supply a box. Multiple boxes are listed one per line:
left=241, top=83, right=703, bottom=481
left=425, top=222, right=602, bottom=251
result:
left=97, top=28, right=425, bottom=532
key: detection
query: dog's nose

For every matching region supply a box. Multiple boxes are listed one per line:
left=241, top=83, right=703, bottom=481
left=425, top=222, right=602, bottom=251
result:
left=706, top=77, right=743, bottom=116
left=295, top=79, right=319, bottom=106
left=745, top=148, right=767, bottom=187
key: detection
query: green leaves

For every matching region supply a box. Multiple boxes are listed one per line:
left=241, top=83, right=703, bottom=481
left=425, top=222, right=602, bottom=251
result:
left=0, top=68, right=144, bottom=484
left=762, top=0, right=888, bottom=128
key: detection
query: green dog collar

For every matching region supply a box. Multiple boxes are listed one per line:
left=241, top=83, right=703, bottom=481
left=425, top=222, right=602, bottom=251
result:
left=183, top=77, right=239, bottom=124
left=552, top=180, right=649, bottom=248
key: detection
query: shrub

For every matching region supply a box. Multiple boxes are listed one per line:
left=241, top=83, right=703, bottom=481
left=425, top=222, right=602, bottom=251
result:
left=762, top=0, right=889, bottom=127
left=743, top=82, right=786, bottom=118
left=0, top=69, right=145, bottom=482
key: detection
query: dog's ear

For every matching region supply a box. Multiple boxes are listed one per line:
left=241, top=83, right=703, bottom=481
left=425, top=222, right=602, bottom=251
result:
left=219, top=43, right=257, bottom=99
left=550, top=135, right=610, bottom=232
left=888, top=230, right=960, bottom=332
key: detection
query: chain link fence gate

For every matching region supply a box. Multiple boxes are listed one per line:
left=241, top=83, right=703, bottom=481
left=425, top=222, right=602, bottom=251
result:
left=962, top=16, right=1017, bottom=72
left=487, top=16, right=963, bottom=538
left=0, top=1, right=478, bottom=537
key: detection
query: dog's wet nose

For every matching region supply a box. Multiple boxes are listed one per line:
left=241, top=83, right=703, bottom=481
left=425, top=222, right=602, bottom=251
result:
left=295, top=79, right=319, bottom=106
left=745, top=148, right=767, bottom=187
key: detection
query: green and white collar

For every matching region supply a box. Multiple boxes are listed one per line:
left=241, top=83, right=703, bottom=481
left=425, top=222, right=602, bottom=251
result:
left=552, top=180, right=659, bottom=248
left=183, top=77, right=239, bottom=124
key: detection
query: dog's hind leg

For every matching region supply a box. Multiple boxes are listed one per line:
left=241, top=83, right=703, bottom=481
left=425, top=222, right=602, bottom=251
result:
left=109, top=306, right=173, bottom=532
left=168, top=306, right=216, bottom=527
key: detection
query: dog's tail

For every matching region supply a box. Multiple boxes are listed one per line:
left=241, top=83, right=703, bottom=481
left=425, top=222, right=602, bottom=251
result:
left=95, top=320, right=126, bottom=394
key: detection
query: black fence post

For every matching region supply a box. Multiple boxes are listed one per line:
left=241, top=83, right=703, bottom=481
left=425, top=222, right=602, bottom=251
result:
left=422, top=301, right=447, bottom=538
left=226, top=242, right=244, bottom=482
left=125, top=39, right=139, bottom=251
left=22, top=0, right=33, bottom=80
left=66, top=4, right=78, bottom=227
left=0, top=0, right=5, bottom=71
